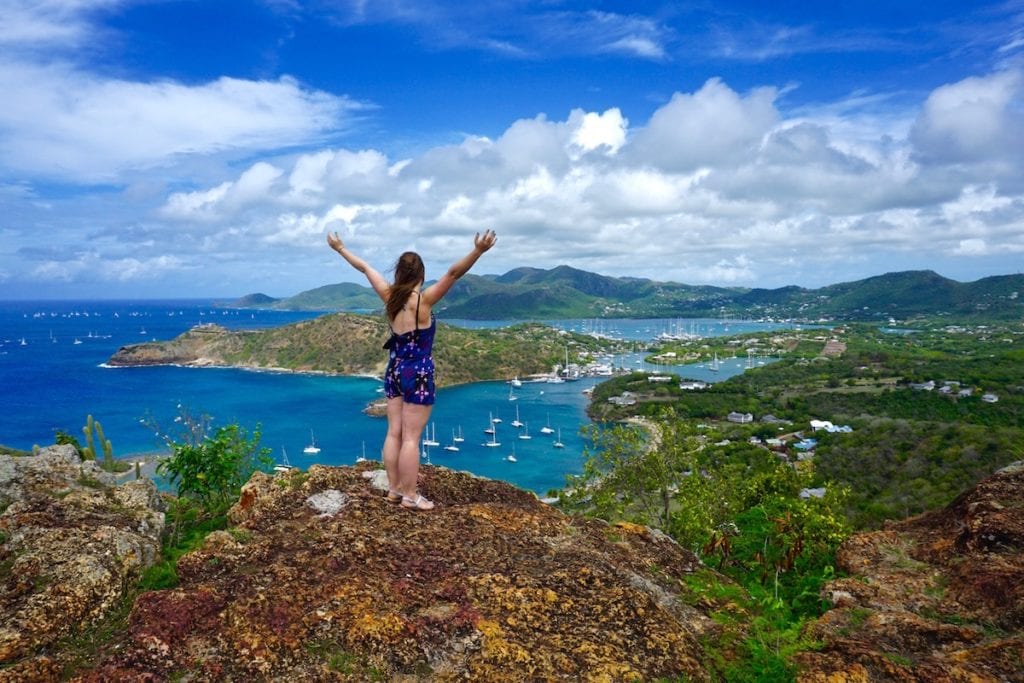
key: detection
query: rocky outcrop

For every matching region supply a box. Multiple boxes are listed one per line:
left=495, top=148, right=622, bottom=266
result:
left=81, top=464, right=729, bottom=681
left=0, top=445, right=165, bottom=679
left=797, top=460, right=1024, bottom=682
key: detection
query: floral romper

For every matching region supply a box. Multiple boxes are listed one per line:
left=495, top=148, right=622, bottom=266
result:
left=383, top=295, right=436, bottom=405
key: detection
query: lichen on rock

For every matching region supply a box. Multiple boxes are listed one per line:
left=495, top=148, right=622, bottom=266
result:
left=81, top=463, right=723, bottom=681
left=0, top=445, right=165, bottom=677
left=796, top=459, right=1024, bottom=682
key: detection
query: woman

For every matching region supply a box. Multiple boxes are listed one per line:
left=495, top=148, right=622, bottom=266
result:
left=327, top=230, right=497, bottom=510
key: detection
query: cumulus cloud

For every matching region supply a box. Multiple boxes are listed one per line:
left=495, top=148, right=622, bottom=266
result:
left=0, top=61, right=360, bottom=182
left=911, top=70, right=1024, bottom=164
left=10, top=69, right=1024, bottom=294
left=628, top=78, right=779, bottom=171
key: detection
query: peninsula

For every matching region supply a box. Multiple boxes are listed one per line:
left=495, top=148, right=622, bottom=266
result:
left=106, top=313, right=622, bottom=386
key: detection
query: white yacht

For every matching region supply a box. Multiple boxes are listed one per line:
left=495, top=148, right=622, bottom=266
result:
left=518, top=422, right=532, bottom=440
left=422, top=422, right=440, bottom=447
left=539, top=414, right=555, bottom=435
left=511, top=404, right=524, bottom=428
left=553, top=428, right=565, bottom=449
left=303, top=429, right=321, bottom=454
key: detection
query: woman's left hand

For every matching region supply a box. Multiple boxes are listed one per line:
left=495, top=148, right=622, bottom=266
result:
left=327, top=231, right=345, bottom=253
left=474, top=229, right=497, bottom=253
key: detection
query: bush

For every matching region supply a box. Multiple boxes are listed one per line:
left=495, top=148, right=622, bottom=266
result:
left=158, top=423, right=272, bottom=509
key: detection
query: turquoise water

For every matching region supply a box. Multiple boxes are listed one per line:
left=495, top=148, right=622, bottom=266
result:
left=0, top=301, right=788, bottom=494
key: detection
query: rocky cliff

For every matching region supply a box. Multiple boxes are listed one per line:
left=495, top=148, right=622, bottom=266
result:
left=77, top=464, right=730, bottom=681
left=797, top=460, right=1024, bottom=682
left=0, top=445, right=165, bottom=680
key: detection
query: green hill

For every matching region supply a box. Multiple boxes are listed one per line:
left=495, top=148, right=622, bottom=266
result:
left=226, top=267, right=1024, bottom=322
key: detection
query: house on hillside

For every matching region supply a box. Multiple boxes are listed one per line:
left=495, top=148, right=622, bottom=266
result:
left=679, top=380, right=708, bottom=390
left=909, top=380, right=936, bottom=391
left=981, top=393, right=999, bottom=403
left=727, top=411, right=753, bottom=423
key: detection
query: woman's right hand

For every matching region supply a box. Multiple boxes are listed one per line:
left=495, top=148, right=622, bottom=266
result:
left=474, top=229, right=497, bottom=253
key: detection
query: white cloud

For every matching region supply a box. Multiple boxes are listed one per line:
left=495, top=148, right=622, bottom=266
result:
left=629, top=78, right=779, bottom=171
left=569, top=108, right=628, bottom=156
left=911, top=70, right=1024, bottom=164
left=0, top=61, right=359, bottom=182
left=9, top=70, right=1024, bottom=294
left=0, top=0, right=123, bottom=48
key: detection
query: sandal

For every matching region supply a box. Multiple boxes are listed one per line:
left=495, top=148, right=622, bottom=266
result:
left=386, top=490, right=403, bottom=503
left=401, top=494, right=435, bottom=511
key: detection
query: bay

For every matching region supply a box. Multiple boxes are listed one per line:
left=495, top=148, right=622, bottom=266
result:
left=0, top=300, right=792, bottom=494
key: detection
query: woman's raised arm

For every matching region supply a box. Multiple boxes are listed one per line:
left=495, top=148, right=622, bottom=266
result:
left=327, top=232, right=390, bottom=302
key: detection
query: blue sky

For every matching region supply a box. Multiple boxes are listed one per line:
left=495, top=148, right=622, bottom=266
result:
left=1, top=0, right=1023, bottom=299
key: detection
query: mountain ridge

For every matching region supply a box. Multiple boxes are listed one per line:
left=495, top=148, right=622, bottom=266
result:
left=226, top=267, right=1024, bottom=321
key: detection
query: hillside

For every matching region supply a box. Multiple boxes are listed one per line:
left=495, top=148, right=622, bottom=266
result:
left=105, top=313, right=620, bottom=386
left=228, top=267, right=1024, bottom=321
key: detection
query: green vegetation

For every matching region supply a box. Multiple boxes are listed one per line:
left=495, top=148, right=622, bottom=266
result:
left=232, top=266, right=1024, bottom=321
left=561, top=417, right=846, bottom=680
left=115, top=313, right=625, bottom=386
left=570, top=319, right=1023, bottom=677
left=80, top=415, right=131, bottom=473
left=157, top=422, right=272, bottom=511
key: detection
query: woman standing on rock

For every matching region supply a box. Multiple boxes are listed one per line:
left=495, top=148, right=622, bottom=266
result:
left=327, top=230, right=497, bottom=510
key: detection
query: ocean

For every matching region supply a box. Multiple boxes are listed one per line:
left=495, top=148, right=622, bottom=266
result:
left=0, top=301, right=793, bottom=494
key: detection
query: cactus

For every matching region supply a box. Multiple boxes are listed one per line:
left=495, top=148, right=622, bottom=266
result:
left=82, top=415, right=96, bottom=461
left=81, top=414, right=115, bottom=469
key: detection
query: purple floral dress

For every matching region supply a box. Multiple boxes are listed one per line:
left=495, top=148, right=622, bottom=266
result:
left=383, top=315, right=436, bottom=405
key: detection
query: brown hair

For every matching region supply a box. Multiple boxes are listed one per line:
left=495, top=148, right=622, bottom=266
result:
left=386, top=251, right=425, bottom=321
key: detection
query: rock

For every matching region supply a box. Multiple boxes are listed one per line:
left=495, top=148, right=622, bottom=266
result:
left=0, top=445, right=165, bottom=674
left=82, top=464, right=724, bottom=681
left=796, top=460, right=1024, bottom=682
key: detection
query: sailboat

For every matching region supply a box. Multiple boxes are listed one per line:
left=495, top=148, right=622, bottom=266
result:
left=453, top=425, right=465, bottom=443
left=518, top=422, right=532, bottom=440
left=444, top=428, right=460, bottom=452
left=73, top=337, right=82, bottom=345
left=19, top=337, right=27, bottom=346
left=484, top=412, right=495, bottom=435
left=539, top=413, right=555, bottom=435
left=484, top=423, right=501, bottom=448
left=422, top=422, right=440, bottom=447
left=303, top=429, right=321, bottom=454
left=506, top=443, right=517, bottom=462
left=553, top=428, right=565, bottom=449
left=508, top=385, right=517, bottom=401
left=356, top=441, right=368, bottom=463
left=510, top=376, right=523, bottom=388
left=511, top=403, right=524, bottom=428
left=710, top=352, right=720, bottom=372
left=274, top=447, right=295, bottom=473
left=491, top=411, right=502, bottom=424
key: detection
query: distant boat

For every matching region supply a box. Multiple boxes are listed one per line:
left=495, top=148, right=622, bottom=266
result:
left=508, top=385, right=517, bottom=401
left=19, top=337, right=27, bottom=346
left=518, top=422, right=532, bottom=440
left=492, top=412, right=502, bottom=424
left=553, top=428, right=565, bottom=449
left=539, top=413, right=554, bottom=435
left=444, top=428, right=460, bottom=452
left=510, top=376, right=523, bottom=388
left=422, top=422, right=440, bottom=448
left=484, top=412, right=495, bottom=435
left=506, top=444, right=517, bottom=462
left=73, top=338, right=82, bottom=345
left=303, top=429, right=321, bottom=454
left=709, top=352, right=720, bottom=372
left=511, top=403, right=524, bottom=428
left=453, top=425, right=465, bottom=443
left=274, top=447, right=295, bottom=473
left=484, top=423, right=501, bottom=448
left=356, top=441, right=368, bottom=463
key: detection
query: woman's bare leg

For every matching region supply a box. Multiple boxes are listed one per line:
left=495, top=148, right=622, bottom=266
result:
left=383, top=397, right=404, bottom=493
left=397, top=402, right=432, bottom=498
